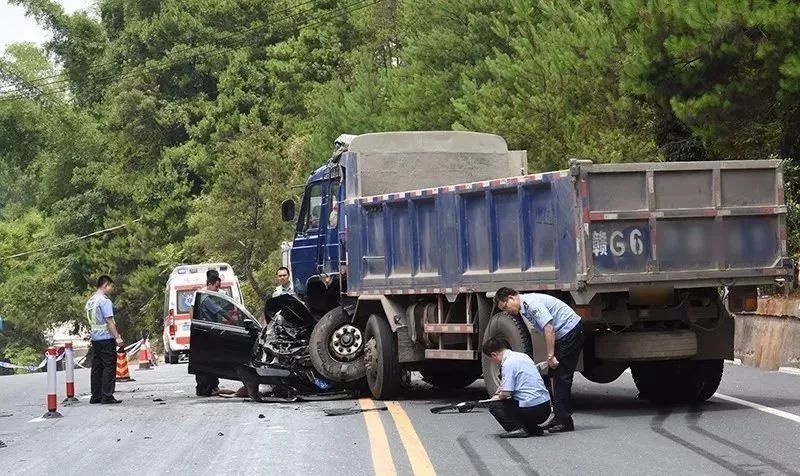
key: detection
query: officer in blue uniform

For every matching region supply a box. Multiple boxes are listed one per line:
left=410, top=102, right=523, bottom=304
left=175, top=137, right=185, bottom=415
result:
left=86, top=275, right=124, bottom=404
left=496, top=287, right=585, bottom=433
left=483, top=337, right=551, bottom=438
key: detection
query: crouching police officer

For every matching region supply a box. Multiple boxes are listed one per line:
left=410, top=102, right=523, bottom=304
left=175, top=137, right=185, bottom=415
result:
left=483, top=338, right=551, bottom=438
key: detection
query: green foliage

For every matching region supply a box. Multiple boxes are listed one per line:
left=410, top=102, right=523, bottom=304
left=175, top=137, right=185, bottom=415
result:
left=1, top=0, right=799, bottom=353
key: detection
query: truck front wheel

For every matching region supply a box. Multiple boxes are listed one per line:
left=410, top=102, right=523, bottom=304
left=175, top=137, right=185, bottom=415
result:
left=310, top=307, right=366, bottom=383
left=632, top=359, right=724, bottom=403
left=481, top=312, right=533, bottom=396
left=364, top=314, right=402, bottom=399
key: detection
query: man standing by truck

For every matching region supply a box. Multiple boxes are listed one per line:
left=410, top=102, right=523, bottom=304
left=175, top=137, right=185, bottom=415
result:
left=495, top=287, right=584, bottom=433
left=272, top=267, right=295, bottom=298
left=86, top=275, right=124, bottom=405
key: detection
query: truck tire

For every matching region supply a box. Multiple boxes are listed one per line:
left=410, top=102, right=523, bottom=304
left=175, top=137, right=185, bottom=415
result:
left=632, top=359, right=724, bottom=403
left=481, top=312, right=533, bottom=396
left=310, top=307, right=366, bottom=383
left=595, top=330, right=697, bottom=361
left=580, top=361, right=627, bottom=384
left=364, top=314, right=402, bottom=399
left=421, top=364, right=482, bottom=389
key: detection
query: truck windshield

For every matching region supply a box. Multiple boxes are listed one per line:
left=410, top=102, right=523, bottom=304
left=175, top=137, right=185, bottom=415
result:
left=301, top=183, right=324, bottom=232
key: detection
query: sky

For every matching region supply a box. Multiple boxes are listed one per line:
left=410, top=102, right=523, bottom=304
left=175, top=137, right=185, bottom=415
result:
left=0, top=0, right=93, bottom=54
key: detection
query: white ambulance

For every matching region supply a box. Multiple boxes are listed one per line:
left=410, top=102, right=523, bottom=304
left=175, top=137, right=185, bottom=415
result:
left=162, top=263, right=244, bottom=364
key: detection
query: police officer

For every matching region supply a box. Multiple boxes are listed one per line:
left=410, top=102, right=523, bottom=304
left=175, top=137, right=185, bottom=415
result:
left=483, top=338, right=551, bottom=438
left=86, top=275, right=124, bottom=405
left=495, top=287, right=584, bottom=433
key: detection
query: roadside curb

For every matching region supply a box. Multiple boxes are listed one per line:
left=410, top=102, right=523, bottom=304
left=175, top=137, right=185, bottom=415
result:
left=725, top=359, right=742, bottom=365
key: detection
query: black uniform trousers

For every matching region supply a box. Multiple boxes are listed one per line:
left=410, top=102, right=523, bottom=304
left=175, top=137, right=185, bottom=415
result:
left=195, top=374, right=220, bottom=396
left=90, top=338, right=117, bottom=400
left=489, top=399, right=552, bottom=433
left=549, top=320, right=585, bottom=424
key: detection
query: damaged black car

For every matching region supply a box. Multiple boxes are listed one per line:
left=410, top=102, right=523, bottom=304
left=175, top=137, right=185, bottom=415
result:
left=188, top=290, right=365, bottom=402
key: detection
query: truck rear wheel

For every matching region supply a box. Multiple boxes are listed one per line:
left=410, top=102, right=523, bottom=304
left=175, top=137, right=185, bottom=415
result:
left=421, top=364, right=482, bottom=389
left=632, top=359, right=724, bottom=403
left=364, top=314, right=402, bottom=399
left=481, top=312, right=533, bottom=396
left=310, top=307, right=366, bottom=383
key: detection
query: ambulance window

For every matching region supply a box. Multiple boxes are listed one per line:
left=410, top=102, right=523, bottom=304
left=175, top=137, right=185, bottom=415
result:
left=177, top=290, right=198, bottom=314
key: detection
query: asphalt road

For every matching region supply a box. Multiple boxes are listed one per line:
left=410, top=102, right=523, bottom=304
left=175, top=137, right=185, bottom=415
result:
left=1, top=361, right=800, bottom=476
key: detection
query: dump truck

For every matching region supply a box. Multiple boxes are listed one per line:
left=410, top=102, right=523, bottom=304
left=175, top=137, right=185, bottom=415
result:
left=275, top=131, right=792, bottom=401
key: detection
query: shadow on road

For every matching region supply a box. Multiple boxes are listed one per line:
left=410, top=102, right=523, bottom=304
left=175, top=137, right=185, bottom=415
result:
left=685, top=406, right=800, bottom=476
left=649, top=406, right=800, bottom=476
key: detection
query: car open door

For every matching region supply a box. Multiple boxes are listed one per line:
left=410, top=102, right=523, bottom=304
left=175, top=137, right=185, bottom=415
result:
left=188, top=290, right=261, bottom=381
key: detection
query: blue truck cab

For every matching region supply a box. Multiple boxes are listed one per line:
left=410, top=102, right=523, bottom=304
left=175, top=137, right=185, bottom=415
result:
left=280, top=131, right=793, bottom=401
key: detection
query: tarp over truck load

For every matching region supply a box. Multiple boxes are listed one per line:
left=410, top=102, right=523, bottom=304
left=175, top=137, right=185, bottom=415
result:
left=345, top=131, right=528, bottom=198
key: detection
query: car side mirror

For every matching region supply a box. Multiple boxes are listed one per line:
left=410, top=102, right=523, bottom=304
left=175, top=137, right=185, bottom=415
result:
left=281, top=199, right=296, bottom=222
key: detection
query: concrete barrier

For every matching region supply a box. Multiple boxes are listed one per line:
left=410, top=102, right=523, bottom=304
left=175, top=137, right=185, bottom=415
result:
left=734, top=296, right=800, bottom=370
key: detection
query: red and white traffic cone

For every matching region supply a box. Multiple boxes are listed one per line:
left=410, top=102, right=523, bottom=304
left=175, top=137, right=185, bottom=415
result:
left=138, top=339, right=153, bottom=371
left=42, top=347, right=63, bottom=419
left=63, top=342, right=79, bottom=403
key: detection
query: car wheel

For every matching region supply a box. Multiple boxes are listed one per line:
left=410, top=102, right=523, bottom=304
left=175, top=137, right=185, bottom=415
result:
left=481, top=312, right=533, bottom=396
left=310, top=307, right=366, bottom=383
left=364, top=314, right=402, bottom=400
left=168, top=349, right=179, bottom=364
left=244, top=381, right=265, bottom=403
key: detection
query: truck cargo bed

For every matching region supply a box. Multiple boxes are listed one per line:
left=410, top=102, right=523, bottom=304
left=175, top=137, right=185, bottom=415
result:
left=344, top=159, right=791, bottom=299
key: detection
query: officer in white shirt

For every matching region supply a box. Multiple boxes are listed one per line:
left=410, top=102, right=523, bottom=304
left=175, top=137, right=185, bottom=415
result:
left=483, top=337, right=551, bottom=438
left=496, top=287, right=585, bottom=433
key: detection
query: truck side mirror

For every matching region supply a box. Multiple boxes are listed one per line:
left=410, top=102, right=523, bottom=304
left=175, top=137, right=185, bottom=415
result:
left=281, top=199, right=296, bottom=222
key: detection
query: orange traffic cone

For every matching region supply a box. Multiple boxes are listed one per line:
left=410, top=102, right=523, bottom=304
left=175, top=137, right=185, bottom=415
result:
left=116, top=348, right=135, bottom=382
left=138, top=340, right=153, bottom=371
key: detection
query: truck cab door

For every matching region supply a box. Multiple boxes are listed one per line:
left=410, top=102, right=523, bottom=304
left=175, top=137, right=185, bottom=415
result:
left=291, top=181, right=327, bottom=295
left=188, top=291, right=261, bottom=381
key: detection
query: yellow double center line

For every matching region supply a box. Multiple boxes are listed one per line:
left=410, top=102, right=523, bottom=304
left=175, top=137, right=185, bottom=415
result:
left=358, top=398, right=437, bottom=476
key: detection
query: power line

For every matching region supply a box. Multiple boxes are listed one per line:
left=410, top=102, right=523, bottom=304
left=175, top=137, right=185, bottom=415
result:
left=0, top=0, right=320, bottom=95
left=0, top=0, right=383, bottom=102
left=0, top=218, right=142, bottom=261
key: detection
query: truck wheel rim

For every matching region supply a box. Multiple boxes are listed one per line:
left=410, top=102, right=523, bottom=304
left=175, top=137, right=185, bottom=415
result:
left=330, top=325, right=364, bottom=360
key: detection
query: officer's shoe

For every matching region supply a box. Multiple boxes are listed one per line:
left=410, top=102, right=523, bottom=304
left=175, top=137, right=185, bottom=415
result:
left=547, top=420, right=575, bottom=433
left=101, top=397, right=122, bottom=404
left=527, top=426, right=545, bottom=436
left=499, top=428, right=530, bottom=439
